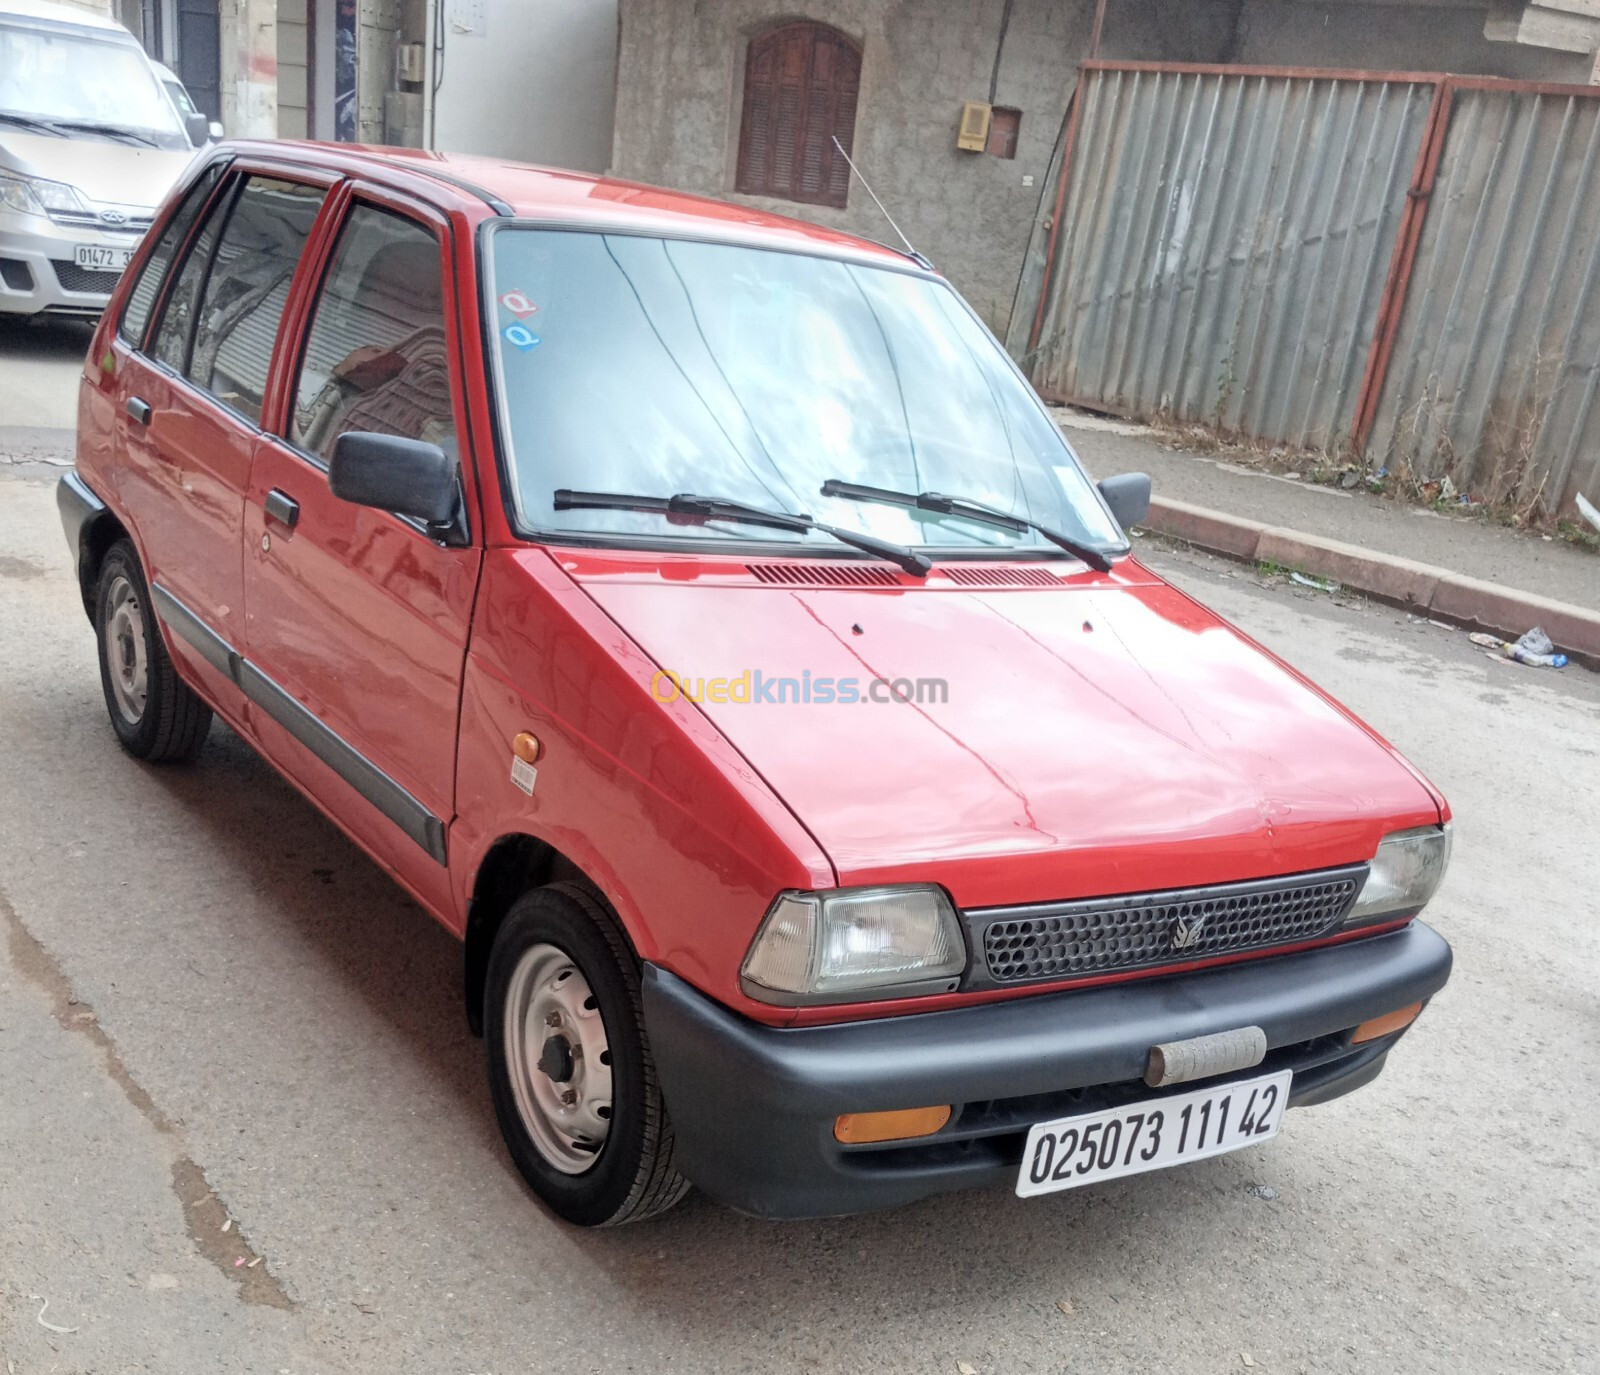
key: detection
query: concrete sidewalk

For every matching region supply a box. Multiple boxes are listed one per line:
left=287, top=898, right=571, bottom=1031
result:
left=1057, top=409, right=1600, bottom=668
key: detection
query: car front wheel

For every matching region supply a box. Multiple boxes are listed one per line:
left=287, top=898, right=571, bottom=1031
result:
left=94, top=540, right=211, bottom=762
left=485, top=881, right=690, bottom=1226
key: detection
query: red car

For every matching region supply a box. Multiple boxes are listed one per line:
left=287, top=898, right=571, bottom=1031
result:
left=59, top=142, right=1452, bottom=1226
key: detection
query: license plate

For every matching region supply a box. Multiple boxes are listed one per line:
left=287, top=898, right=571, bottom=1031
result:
left=1016, top=1068, right=1292, bottom=1197
left=74, top=244, right=134, bottom=272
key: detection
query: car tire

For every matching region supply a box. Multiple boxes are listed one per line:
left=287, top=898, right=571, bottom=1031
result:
left=485, top=881, right=690, bottom=1226
left=94, top=540, right=212, bottom=762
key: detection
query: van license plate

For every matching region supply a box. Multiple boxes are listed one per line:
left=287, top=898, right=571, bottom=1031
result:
left=1016, top=1068, right=1292, bottom=1197
left=74, top=245, right=134, bottom=272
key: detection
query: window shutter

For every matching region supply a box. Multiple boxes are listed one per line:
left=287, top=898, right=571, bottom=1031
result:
left=737, top=22, right=861, bottom=210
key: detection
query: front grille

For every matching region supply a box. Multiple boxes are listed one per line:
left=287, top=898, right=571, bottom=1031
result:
left=46, top=209, right=152, bottom=235
left=976, top=865, right=1366, bottom=986
left=50, top=260, right=122, bottom=295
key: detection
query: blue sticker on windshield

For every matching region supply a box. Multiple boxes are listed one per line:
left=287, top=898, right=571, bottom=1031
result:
left=504, top=324, right=540, bottom=350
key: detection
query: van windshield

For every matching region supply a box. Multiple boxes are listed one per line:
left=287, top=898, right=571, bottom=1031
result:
left=484, top=228, right=1124, bottom=556
left=0, top=21, right=187, bottom=149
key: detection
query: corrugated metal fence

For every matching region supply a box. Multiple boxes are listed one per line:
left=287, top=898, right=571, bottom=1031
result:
left=1021, top=61, right=1600, bottom=519
left=1367, top=82, right=1600, bottom=514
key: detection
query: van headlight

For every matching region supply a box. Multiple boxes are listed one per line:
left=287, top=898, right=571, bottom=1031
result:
left=0, top=172, right=88, bottom=218
left=1345, top=825, right=1451, bottom=928
left=740, top=885, right=967, bottom=1004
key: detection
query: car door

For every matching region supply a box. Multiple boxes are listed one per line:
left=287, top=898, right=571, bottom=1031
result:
left=241, top=189, right=482, bottom=915
left=115, top=166, right=330, bottom=710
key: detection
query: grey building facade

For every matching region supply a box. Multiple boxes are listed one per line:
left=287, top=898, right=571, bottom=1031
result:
left=609, top=1, right=1600, bottom=336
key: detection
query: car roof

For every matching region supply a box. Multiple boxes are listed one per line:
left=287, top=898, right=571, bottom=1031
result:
left=235, top=141, right=919, bottom=271
left=0, top=0, right=131, bottom=33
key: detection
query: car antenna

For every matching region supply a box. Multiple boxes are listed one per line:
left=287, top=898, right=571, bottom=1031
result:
left=831, top=136, right=934, bottom=271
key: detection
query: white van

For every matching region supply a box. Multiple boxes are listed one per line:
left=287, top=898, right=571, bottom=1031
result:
left=0, top=0, right=203, bottom=318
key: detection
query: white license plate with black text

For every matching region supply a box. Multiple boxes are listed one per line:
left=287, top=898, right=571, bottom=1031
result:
left=74, top=244, right=134, bottom=272
left=1016, top=1068, right=1292, bottom=1197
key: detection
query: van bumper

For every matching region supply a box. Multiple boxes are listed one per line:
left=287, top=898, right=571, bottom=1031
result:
left=641, top=921, right=1452, bottom=1220
left=0, top=218, right=134, bottom=318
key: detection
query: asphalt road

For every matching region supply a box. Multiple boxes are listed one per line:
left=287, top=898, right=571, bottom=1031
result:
left=2, top=322, right=1598, bottom=1374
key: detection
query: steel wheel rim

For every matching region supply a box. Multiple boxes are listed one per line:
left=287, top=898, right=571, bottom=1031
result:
left=503, top=942, right=614, bottom=1175
left=103, top=574, right=149, bottom=726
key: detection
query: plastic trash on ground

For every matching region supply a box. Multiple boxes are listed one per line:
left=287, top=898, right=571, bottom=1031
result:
left=1468, top=627, right=1568, bottom=668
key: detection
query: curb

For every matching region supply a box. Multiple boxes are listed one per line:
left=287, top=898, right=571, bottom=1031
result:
left=1144, top=496, right=1600, bottom=671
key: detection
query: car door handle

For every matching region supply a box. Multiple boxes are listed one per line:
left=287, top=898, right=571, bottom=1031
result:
left=126, top=396, right=152, bottom=426
left=264, top=489, right=299, bottom=530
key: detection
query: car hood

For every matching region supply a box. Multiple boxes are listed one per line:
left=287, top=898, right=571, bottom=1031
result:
left=577, top=562, right=1442, bottom=907
left=0, top=132, right=193, bottom=209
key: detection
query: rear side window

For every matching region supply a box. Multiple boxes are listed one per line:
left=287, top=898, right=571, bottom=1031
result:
left=149, top=175, right=325, bottom=425
left=151, top=180, right=236, bottom=373
left=188, top=178, right=326, bottom=426
left=120, top=162, right=224, bottom=347
left=290, top=205, right=455, bottom=464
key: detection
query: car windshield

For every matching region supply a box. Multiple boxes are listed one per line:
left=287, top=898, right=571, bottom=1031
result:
left=164, top=80, right=197, bottom=119
left=0, top=21, right=186, bottom=148
left=484, top=228, right=1124, bottom=555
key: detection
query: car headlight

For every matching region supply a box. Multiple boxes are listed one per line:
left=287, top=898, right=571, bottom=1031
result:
left=0, top=172, right=88, bottom=217
left=740, top=885, right=967, bottom=1004
left=1345, top=825, right=1451, bottom=928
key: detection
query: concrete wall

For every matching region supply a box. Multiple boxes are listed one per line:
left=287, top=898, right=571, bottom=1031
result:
left=276, top=0, right=308, bottom=138
left=611, top=0, right=1598, bottom=335
left=612, top=0, right=1242, bottom=330
left=220, top=0, right=278, bottom=137
left=430, top=0, right=617, bottom=172
left=1234, top=0, right=1594, bottom=82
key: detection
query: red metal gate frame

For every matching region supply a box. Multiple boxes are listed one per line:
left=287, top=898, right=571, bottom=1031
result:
left=1353, top=74, right=1600, bottom=448
left=1026, top=61, right=1600, bottom=455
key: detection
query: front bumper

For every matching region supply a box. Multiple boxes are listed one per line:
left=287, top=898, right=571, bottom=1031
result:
left=643, top=920, right=1452, bottom=1219
left=0, top=215, right=140, bottom=317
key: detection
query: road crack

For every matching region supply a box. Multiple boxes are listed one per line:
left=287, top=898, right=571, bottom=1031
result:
left=2, top=887, right=294, bottom=1310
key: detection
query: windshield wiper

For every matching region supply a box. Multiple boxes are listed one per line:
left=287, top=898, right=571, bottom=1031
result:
left=47, top=119, right=160, bottom=147
left=552, top=489, right=933, bottom=578
left=819, top=478, right=1116, bottom=573
left=0, top=112, right=67, bottom=137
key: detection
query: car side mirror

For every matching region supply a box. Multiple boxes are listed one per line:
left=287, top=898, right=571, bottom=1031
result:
left=329, top=432, right=459, bottom=529
left=183, top=111, right=211, bottom=147
left=207, top=120, right=225, bottom=141
left=1097, top=472, right=1151, bottom=530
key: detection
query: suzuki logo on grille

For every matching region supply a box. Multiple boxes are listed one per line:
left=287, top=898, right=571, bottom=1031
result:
left=99, top=210, right=128, bottom=225
left=1170, top=912, right=1208, bottom=951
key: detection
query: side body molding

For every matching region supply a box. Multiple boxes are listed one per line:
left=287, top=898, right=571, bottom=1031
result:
left=151, top=581, right=448, bottom=865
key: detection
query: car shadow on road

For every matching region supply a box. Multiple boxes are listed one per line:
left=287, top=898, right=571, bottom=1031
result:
left=137, top=720, right=496, bottom=1136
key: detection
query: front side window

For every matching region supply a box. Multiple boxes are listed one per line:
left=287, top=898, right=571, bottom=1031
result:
left=735, top=22, right=859, bottom=210
left=0, top=21, right=187, bottom=149
left=172, top=177, right=325, bottom=425
left=121, top=162, right=224, bottom=347
left=484, top=228, right=1123, bottom=557
left=291, top=205, right=455, bottom=464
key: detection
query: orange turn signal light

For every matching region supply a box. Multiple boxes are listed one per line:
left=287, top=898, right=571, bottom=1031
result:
left=1352, top=1001, right=1422, bottom=1045
left=512, top=732, right=543, bottom=764
left=834, top=1105, right=951, bottom=1145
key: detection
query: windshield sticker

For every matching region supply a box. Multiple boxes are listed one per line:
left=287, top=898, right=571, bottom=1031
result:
left=499, top=289, right=540, bottom=319
left=504, top=324, right=541, bottom=351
